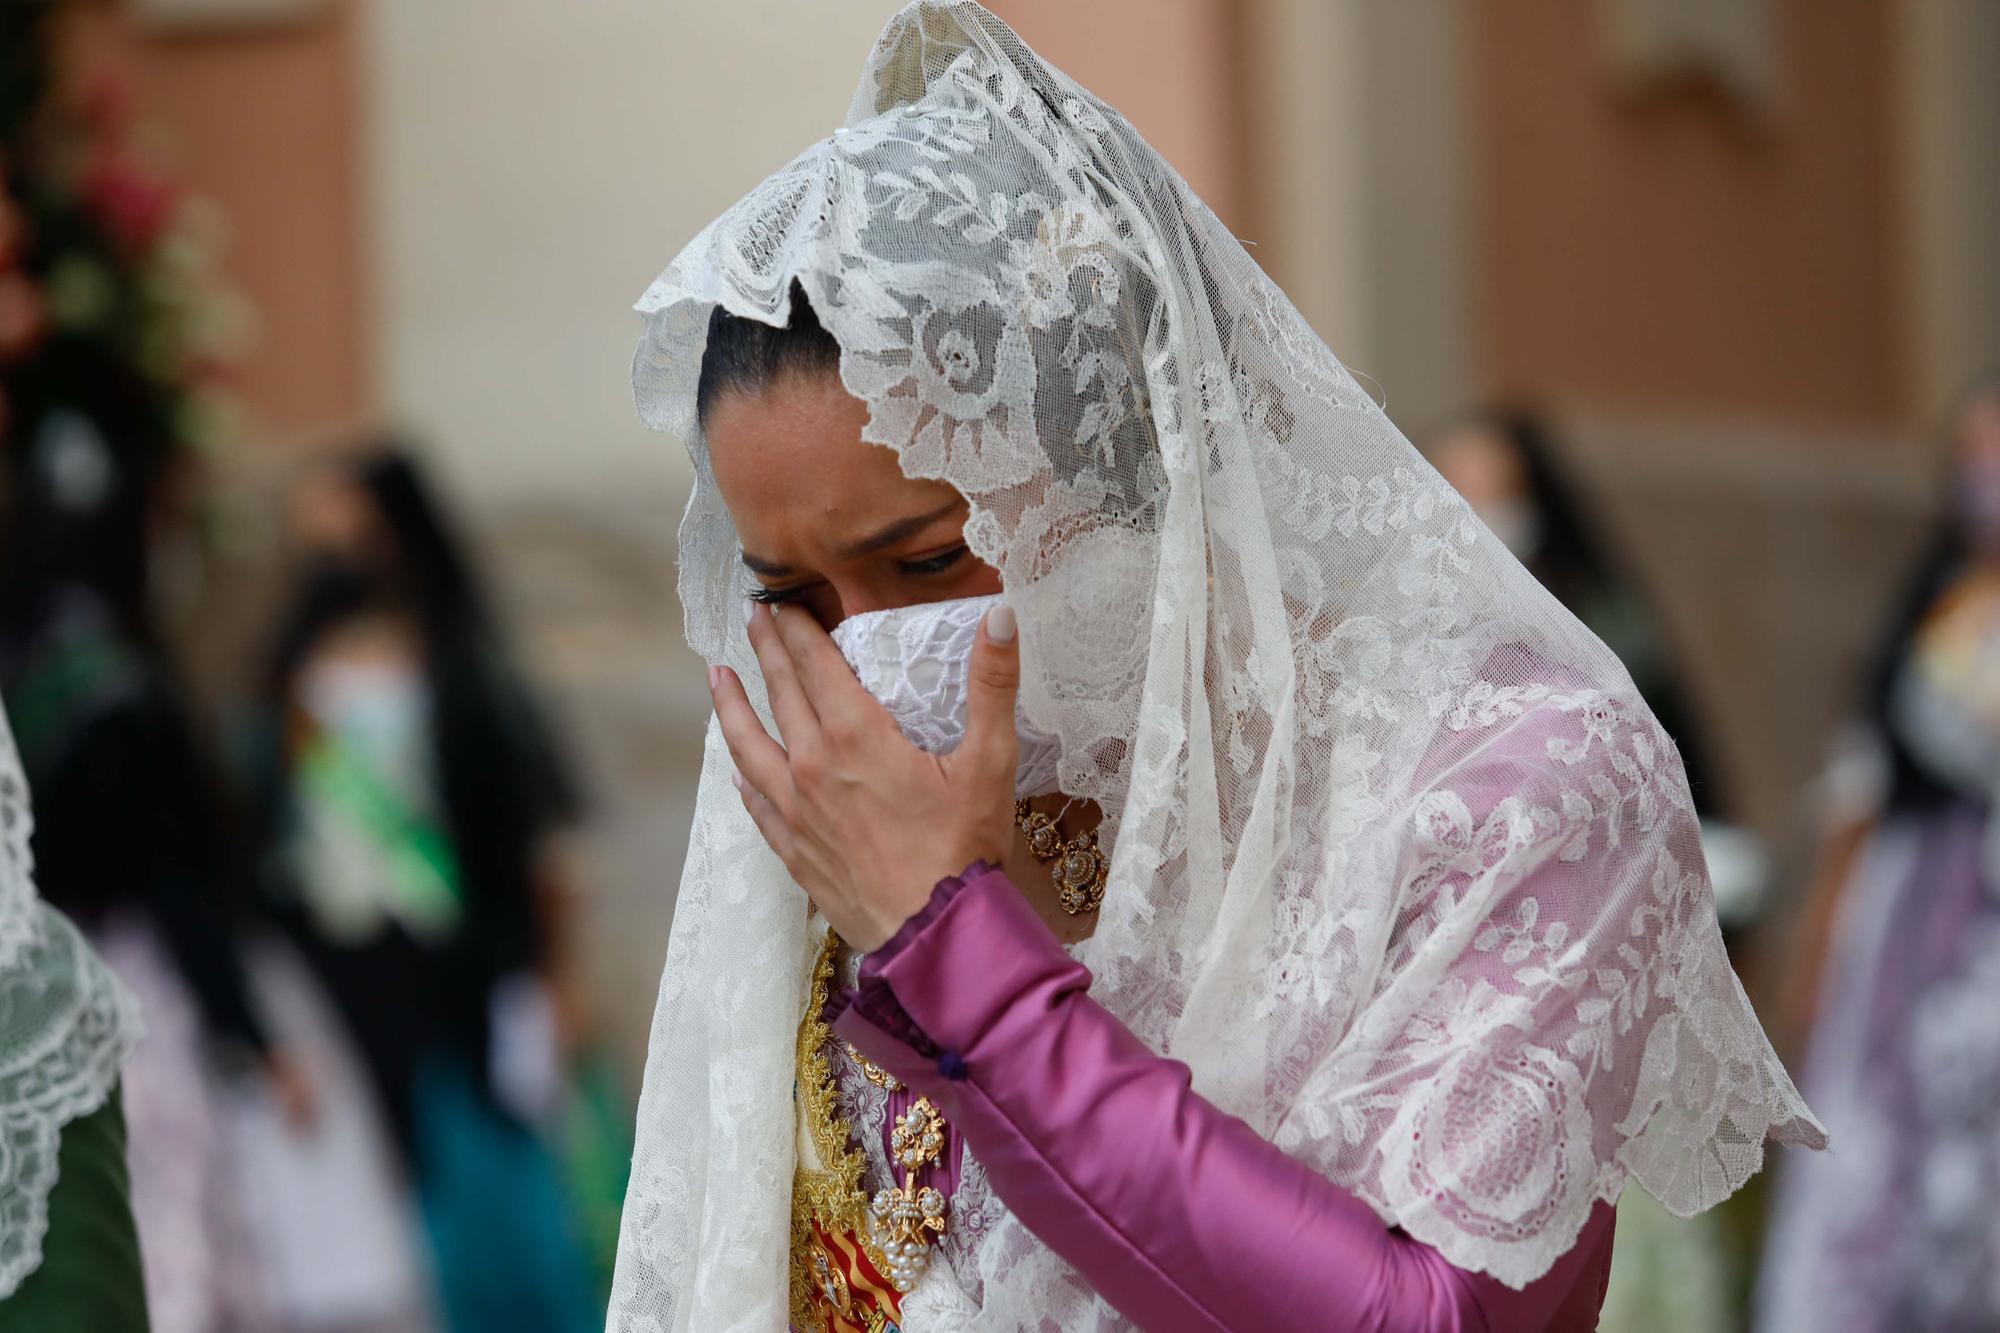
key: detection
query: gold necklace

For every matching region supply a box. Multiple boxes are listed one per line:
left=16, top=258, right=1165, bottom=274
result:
left=1014, top=799, right=1109, bottom=915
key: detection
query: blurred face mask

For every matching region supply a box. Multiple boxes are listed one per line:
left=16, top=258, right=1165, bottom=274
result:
left=829, top=592, right=1062, bottom=797
left=299, top=656, right=428, bottom=766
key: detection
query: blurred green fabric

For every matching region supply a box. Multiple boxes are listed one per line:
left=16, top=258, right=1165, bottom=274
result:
left=0, top=1086, right=150, bottom=1333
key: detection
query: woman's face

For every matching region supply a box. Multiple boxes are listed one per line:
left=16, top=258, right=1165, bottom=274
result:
left=1431, top=423, right=1541, bottom=559
left=705, top=371, right=1003, bottom=631
left=288, top=467, right=385, bottom=568
left=1430, top=424, right=1528, bottom=511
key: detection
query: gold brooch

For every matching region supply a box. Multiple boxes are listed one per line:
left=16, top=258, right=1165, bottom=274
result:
left=871, top=1097, right=949, bottom=1292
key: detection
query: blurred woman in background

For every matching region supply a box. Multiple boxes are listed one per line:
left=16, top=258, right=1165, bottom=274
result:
left=253, top=446, right=603, bottom=1333
left=1427, top=409, right=1722, bottom=811
left=0, top=702, right=146, bottom=1332
left=1428, top=408, right=1761, bottom=1333
left=0, top=357, right=299, bottom=1333
left=1757, top=375, right=2000, bottom=1332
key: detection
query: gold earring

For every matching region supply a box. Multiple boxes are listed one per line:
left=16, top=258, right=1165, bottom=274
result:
left=1014, top=800, right=1108, bottom=916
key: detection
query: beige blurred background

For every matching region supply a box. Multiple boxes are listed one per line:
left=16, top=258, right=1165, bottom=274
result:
left=50, top=0, right=2000, bottom=1075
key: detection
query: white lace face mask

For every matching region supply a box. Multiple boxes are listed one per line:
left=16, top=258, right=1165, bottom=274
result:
left=829, top=593, right=1062, bottom=798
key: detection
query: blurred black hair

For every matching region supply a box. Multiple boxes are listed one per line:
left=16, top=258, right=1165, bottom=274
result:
left=693, top=279, right=843, bottom=430
left=1449, top=406, right=1616, bottom=609
left=266, top=449, right=498, bottom=697
left=1443, top=405, right=1724, bottom=810
left=1863, top=373, right=2000, bottom=813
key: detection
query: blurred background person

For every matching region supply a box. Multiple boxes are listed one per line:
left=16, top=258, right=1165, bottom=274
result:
left=0, top=359, right=282, bottom=1333
left=0, top=700, right=147, bottom=1331
left=1, top=10, right=430, bottom=1325
left=248, top=446, right=606, bottom=1333
left=0, top=32, right=293, bottom=1314
left=1428, top=407, right=1723, bottom=806
left=1428, top=406, right=1758, bottom=1333
left=1756, top=374, right=2000, bottom=1332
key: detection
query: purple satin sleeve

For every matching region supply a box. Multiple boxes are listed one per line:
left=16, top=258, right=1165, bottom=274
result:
left=829, top=863, right=1617, bottom=1333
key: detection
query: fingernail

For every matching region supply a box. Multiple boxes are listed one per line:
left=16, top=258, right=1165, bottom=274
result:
left=730, top=769, right=746, bottom=793
left=743, top=599, right=757, bottom=629
left=985, top=604, right=1017, bottom=644
left=707, top=665, right=720, bottom=692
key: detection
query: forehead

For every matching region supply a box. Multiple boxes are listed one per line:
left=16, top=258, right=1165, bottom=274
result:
left=703, top=373, right=947, bottom=543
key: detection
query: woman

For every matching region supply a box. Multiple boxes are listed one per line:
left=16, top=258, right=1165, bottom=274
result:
left=1429, top=411, right=1754, bottom=1333
left=609, top=6, right=1822, bottom=1330
left=0, top=701, right=147, bottom=1331
left=254, top=447, right=599, bottom=1333
left=1756, top=376, right=2000, bottom=1332
left=0, top=368, right=298, bottom=1333
left=1426, top=410, right=1721, bottom=814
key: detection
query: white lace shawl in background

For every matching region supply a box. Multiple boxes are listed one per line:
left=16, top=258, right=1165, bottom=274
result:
left=608, top=4, right=1825, bottom=1329
left=0, top=706, right=142, bottom=1298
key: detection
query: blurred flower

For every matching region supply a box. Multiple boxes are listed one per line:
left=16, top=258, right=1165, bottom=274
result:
left=0, top=270, right=48, bottom=363
left=46, top=251, right=115, bottom=332
left=80, top=154, right=179, bottom=254
left=174, top=385, right=243, bottom=452
left=0, top=198, right=23, bottom=272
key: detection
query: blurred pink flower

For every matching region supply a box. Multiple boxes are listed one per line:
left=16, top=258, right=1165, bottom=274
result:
left=80, top=156, right=179, bottom=255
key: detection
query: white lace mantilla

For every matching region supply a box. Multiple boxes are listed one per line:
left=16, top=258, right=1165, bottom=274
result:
left=609, top=4, right=1824, bottom=1329
left=0, top=711, right=143, bottom=1299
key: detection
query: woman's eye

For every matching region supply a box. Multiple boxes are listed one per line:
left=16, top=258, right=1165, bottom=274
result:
left=899, top=545, right=967, bottom=576
left=747, top=584, right=806, bottom=606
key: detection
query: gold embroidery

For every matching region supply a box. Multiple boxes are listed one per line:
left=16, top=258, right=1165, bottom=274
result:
left=844, top=1040, right=903, bottom=1090
left=788, top=927, right=951, bottom=1329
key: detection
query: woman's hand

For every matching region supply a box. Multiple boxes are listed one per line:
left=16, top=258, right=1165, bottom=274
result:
left=710, top=601, right=1020, bottom=950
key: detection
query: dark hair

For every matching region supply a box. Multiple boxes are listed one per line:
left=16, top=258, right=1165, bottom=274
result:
left=1450, top=406, right=1607, bottom=610
left=1441, top=405, right=1724, bottom=809
left=1862, top=374, right=2000, bottom=812
left=693, top=279, right=843, bottom=430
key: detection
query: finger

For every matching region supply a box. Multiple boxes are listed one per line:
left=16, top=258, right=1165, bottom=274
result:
left=962, top=603, right=1021, bottom=778
left=745, top=602, right=819, bottom=749
left=770, top=604, right=884, bottom=740
left=732, top=766, right=794, bottom=861
left=710, top=664, right=792, bottom=802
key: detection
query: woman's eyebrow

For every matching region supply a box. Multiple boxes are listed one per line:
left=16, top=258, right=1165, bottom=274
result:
left=738, top=498, right=965, bottom=577
left=837, top=499, right=964, bottom=558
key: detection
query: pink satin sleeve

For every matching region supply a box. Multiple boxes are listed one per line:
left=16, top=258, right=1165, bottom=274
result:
left=829, top=863, right=1616, bottom=1333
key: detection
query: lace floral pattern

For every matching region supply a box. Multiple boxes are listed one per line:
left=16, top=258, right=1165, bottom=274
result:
left=831, top=593, right=1063, bottom=798
left=0, top=714, right=141, bottom=1299
left=610, top=4, right=1821, bottom=1329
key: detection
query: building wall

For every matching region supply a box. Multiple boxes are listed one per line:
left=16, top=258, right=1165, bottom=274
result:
left=1470, top=0, right=1901, bottom=427
left=60, top=0, right=368, bottom=437
left=985, top=0, right=1248, bottom=231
